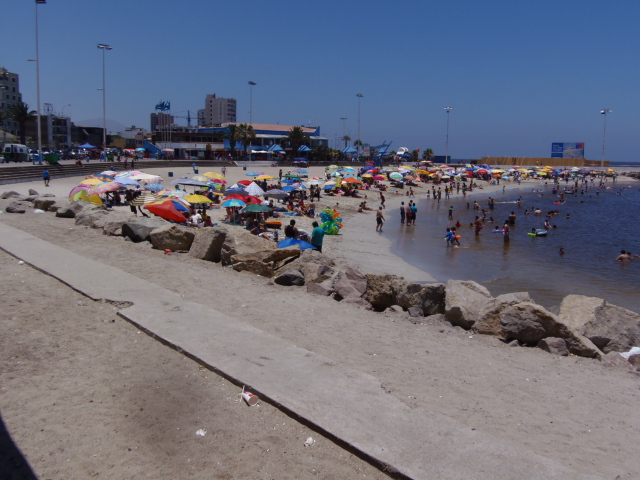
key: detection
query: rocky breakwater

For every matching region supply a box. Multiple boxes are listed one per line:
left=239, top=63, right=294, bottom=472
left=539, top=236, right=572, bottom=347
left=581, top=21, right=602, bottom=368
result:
left=5, top=192, right=640, bottom=368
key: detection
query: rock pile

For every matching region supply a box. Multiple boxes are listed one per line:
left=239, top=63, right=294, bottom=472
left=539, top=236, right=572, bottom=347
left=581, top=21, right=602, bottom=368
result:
left=4, top=191, right=640, bottom=365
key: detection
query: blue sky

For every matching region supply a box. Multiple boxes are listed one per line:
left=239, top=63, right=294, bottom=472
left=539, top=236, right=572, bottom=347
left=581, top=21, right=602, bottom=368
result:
left=2, top=0, right=639, bottom=161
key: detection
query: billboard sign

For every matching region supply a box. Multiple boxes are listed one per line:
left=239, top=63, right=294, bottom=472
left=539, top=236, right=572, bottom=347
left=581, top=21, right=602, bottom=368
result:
left=551, top=142, right=584, bottom=158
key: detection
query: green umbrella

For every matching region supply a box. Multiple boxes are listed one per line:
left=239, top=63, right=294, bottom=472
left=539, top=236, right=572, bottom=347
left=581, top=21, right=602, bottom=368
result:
left=242, top=204, right=271, bottom=212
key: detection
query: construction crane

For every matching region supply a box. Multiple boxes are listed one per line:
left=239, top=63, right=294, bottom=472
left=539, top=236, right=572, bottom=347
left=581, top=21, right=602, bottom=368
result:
left=171, top=110, right=200, bottom=127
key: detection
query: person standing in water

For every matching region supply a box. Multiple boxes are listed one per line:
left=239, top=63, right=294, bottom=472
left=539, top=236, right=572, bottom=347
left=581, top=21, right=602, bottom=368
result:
left=376, top=207, right=385, bottom=232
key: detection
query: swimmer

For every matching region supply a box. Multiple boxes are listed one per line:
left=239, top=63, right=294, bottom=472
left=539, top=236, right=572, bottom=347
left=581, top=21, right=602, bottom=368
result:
left=559, top=247, right=565, bottom=256
left=616, top=250, right=631, bottom=262
left=566, top=213, right=571, bottom=219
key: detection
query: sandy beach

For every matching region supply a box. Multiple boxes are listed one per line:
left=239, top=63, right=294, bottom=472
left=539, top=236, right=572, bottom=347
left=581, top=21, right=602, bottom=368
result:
left=1, top=163, right=640, bottom=479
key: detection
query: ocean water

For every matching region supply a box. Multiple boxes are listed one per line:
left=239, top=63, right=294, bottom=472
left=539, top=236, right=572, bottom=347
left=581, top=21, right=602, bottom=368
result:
left=386, top=180, right=640, bottom=314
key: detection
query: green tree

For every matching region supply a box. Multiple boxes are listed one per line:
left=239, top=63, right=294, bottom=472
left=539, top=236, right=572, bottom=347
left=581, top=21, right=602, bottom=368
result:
left=285, top=126, right=310, bottom=156
left=310, top=144, right=331, bottom=163
left=223, top=124, right=241, bottom=159
left=237, top=123, right=256, bottom=158
left=7, top=102, right=36, bottom=144
left=341, top=135, right=351, bottom=149
left=411, top=149, right=419, bottom=161
left=423, top=148, right=435, bottom=161
left=353, top=139, right=363, bottom=148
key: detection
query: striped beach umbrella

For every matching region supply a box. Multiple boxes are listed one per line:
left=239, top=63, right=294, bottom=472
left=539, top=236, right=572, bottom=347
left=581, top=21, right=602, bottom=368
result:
left=130, top=192, right=161, bottom=206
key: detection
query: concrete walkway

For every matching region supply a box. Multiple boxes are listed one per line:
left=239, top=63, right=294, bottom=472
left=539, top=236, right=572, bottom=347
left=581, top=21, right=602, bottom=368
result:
left=0, top=222, right=599, bottom=479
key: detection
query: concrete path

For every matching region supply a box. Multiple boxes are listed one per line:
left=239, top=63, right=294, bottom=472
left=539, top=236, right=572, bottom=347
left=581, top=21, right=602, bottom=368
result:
left=0, top=222, right=599, bottom=479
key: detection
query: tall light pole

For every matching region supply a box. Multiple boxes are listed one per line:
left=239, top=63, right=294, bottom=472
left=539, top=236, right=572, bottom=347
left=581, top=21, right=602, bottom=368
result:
left=35, top=0, right=46, bottom=163
left=0, top=85, right=7, bottom=147
left=356, top=94, right=363, bottom=161
left=97, top=44, right=112, bottom=153
left=248, top=81, right=256, bottom=161
left=444, top=106, right=453, bottom=164
left=600, top=108, right=612, bottom=168
left=61, top=104, right=71, bottom=117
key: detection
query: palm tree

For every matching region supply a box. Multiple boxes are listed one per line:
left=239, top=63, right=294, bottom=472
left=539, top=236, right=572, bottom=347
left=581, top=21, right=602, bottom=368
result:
left=7, top=102, right=36, bottom=144
left=424, top=148, right=435, bottom=161
left=341, top=135, right=351, bottom=149
left=285, top=126, right=310, bottom=156
left=223, top=124, right=241, bottom=159
left=237, top=123, right=256, bottom=158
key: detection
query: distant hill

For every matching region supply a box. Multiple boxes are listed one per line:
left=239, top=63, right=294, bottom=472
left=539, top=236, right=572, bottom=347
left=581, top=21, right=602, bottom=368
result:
left=75, top=118, right=127, bottom=134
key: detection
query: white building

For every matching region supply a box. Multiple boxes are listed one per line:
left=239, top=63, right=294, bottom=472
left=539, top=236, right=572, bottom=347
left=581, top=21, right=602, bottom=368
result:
left=197, top=94, right=236, bottom=127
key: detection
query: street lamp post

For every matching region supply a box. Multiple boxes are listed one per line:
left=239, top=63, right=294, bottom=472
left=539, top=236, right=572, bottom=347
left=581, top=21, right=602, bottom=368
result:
left=61, top=104, right=71, bottom=117
left=97, top=44, right=112, bottom=154
left=35, top=0, right=46, bottom=164
left=248, top=81, right=256, bottom=162
left=356, top=94, right=363, bottom=162
left=444, top=106, right=453, bottom=164
left=0, top=86, right=7, bottom=147
left=600, top=108, right=612, bottom=168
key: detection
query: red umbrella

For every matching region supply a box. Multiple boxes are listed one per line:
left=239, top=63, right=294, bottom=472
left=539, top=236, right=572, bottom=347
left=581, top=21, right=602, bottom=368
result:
left=222, top=193, right=263, bottom=204
left=237, top=180, right=252, bottom=186
left=146, top=201, right=188, bottom=223
left=244, top=195, right=263, bottom=204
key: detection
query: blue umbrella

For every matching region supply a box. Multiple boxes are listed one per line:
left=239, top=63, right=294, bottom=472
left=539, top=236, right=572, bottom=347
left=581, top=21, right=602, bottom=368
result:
left=221, top=199, right=247, bottom=207
left=294, top=169, right=308, bottom=174
left=282, top=185, right=297, bottom=192
left=144, top=183, right=165, bottom=192
left=114, top=177, right=139, bottom=186
left=246, top=171, right=265, bottom=176
left=277, top=238, right=316, bottom=250
left=323, top=184, right=335, bottom=190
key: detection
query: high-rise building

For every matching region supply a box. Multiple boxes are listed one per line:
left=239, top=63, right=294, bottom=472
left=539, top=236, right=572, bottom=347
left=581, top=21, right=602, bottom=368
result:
left=197, top=94, right=236, bottom=127
left=150, top=112, right=175, bottom=131
left=1, top=67, right=23, bottom=138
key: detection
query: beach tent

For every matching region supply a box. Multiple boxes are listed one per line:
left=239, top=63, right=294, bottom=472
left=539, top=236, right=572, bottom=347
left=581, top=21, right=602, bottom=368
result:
left=78, top=143, right=97, bottom=149
left=277, top=238, right=316, bottom=251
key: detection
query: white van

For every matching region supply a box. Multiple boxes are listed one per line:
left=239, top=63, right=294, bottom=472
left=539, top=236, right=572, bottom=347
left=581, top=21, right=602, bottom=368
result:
left=1, top=144, right=29, bottom=163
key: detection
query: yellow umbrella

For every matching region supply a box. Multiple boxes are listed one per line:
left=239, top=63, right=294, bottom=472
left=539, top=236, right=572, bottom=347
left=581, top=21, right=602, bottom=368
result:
left=415, top=169, right=430, bottom=174
left=254, top=175, right=276, bottom=181
left=184, top=194, right=213, bottom=204
left=492, top=169, right=506, bottom=173
left=361, top=173, right=373, bottom=178
left=192, top=175, right=210, bottom=182
left=202, top=172, right=226, bottom=180
left=400, top=165, right=415, bottom=170
left=79, top=177, right=103, bottom=186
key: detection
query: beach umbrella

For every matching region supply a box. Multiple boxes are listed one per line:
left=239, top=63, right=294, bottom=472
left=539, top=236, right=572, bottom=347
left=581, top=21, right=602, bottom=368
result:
left=224, top=188, right=247, bottom=196
left=342, top=177, right=362, bottom=184
left=114, top=177, right=139, bottom=186
left=192, top=174, right=210, bottom=182
left=389, top=172, right=403, bottom=180
left=242, top=204, right=271, bottom=213
left=88, top=181, right=123, bottom=195
left=221, top=199, right=246, bottom=207
left=130, top=192, right=161, bottom=206
left=361, top=173, right=373, bottom=178
left=264, top=189, right=287, bottom=199
left=130, top=173, right=163, bottom=183
left=144, top=183, right=165, bottom=192
left=69, top=185, right=91, bottom=198
left=91, top=173, right=115, bottom=182
left=323, top=185, right=336, bottom=191
left=281, top=185, right=297, bottom=192
left=100, top=170, right=117, bottom=176
left=72, top=190, right=103, bottom=205
left=170, top=177, right=209, bottom=187
left=183, top=194, right=213, bottom=204
left=254, top=174, right=276, bottom=181
left=244, top=182, right=265, bottom=196
left=79, top=177, right=103, bottom=186
left=237, top=180, right=252, bottom=186
left=277, top=238, right=316, bottom=250
left=373, top=175, right=386, bottom=181
left=306, top=179, right=323, bottom=185
left=115, top=170, right=143, bottom=178
left=326, top=165, right=340, bottom=170
left=294, top=169, right=308, bottom=174
left=246, top=171, right=265, bottom=176
left=202, top=172, right=226, bottom=181
left=244, top=195, right=264, bottom=204
left=146, top=201, right=188, bottom=223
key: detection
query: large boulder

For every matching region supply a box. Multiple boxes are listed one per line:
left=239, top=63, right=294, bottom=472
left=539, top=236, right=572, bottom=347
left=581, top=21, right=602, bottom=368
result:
left=1, top=191, right=21, bottom=200
left=274, top=269, right=305, bottom=286
left=6, top=201, right=30, bottom=213
left=99, top=212, right=134, bottom=236
left=363, top=274, right=408, bottom=310
left=232, top=261, right=275, bottom=277
left=28, top=189, right=39, bottom=196
left=275, top=249, right=336, bottom=284
left=150, top=224, right=195, bottom=250
left=499, top=302, right=602, bottom=358
left=397, top=283, right=446, bottom=316
left=188, top=227, right=229, bottom=262
left=473, top=292, right=533, bottom=337
left=74, top=209, right=110, bottom=228
left=231, top=246, right=300, bottom=266
left=444, top=280, right=493, bottom=329
left=537, top=337, right=569, bottom=356
left=220, top=228, right=278, bottom=266
left=307, top=280, right=334, bottom=296
left=122, top=217, right=165, bottom=243
left=559, top=295, right=640, bottom=353
left=33, top=198, right=57, bottom=211
left=54, top=199, right=86, bottom=218
left=334, top=266, right=367, bottom=300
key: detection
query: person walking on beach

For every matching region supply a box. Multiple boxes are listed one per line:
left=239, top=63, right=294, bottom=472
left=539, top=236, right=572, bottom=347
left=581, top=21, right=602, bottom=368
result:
left=221, top=166, right=227, bottom=177
left=311, top=221, right=324, bottom=253
left=380, top=192, right=386, bottom=209
left=400, top=202, right=406, bottom=224
left=448, top=206, right=453, bottom=220
left=43, top=168, right=50, bottom=187
left=376, top=207, right=385, bottom=232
